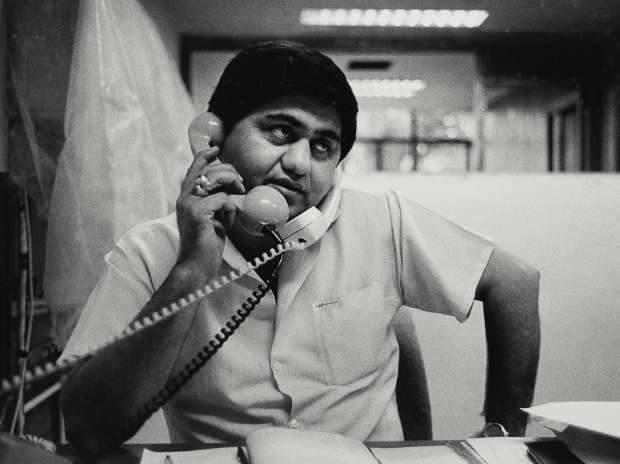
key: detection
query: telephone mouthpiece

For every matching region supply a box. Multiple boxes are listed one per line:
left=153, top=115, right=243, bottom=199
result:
left=241, top=186, right=289, bottom=226
left=232, top=186, right=289, bottom=231
left=188, top=112, right=224, bottom=155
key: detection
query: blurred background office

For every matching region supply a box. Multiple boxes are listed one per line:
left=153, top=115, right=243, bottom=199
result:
left=1, top=0, right=619, bottom=443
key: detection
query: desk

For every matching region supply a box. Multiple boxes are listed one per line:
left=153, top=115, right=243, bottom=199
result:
left=58, top=441, right=457, bottom=464
left=58, top=439, right=564, bottom=464
left=58, top=443, right=239, bottom=464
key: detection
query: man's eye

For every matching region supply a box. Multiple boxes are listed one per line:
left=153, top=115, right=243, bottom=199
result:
left=312, top=139, right=333, bottom=154
left=271, top=125, right=292, bottom=141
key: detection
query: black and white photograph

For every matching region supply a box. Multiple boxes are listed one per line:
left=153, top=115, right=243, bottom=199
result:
left=1, top=1, right=619, bottom=462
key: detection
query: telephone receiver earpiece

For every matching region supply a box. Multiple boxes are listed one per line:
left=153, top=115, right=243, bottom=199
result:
left=188, top=112, right=289, bottom=232
left=188, top=111, right=225, bottom=153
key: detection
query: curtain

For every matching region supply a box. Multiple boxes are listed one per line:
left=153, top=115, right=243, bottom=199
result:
left=44, top=0, right=195, bottom=347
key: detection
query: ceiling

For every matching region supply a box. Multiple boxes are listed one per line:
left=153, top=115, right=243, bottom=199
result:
left=171, top=0, right=620, bottom=38
left=168, top=0, right=620, bottom=113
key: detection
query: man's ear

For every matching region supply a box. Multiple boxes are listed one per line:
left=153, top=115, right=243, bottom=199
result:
left=188, top=112, right=225, bottom=154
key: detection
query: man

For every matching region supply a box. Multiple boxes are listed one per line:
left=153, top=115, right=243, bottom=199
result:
left=60, top=41, right=540, bottom=456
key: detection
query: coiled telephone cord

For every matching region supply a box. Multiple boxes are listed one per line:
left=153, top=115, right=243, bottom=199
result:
left=0, top=240, right=301, bottom=397
left=119, top=279, right=273, bottom=441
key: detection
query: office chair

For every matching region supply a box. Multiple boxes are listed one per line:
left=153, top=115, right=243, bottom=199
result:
left=394, top=308, right=433, bottom=440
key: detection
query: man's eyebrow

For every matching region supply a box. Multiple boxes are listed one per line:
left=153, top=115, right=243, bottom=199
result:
left=264, top=113, right=341, bottom=143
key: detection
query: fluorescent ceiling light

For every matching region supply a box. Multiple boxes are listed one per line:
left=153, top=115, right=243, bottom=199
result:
left=300, top=9, right=489, bottom=28
left=349, top=79, right=427, bottom=99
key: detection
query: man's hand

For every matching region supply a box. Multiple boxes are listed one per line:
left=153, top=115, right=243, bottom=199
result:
left=475, top=247, right=541, bottom=436
left=175, top=146, right=245, bottom=283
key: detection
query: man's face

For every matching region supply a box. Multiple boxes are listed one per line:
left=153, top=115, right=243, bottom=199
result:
left=219, top=95, right=342, bottom=219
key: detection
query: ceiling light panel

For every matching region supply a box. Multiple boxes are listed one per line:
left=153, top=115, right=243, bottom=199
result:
left=299, top=9, right=489, bottom=28
left=350, top=79, right=427, bottom=99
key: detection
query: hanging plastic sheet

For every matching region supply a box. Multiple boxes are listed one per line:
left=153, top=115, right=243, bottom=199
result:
left=44, top=0, right=195, bottom=347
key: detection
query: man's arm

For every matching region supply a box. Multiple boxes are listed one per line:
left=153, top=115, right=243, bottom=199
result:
left=61, top=146, right=245, bottom=456
left=60, top=264, right=211, bottom=456
left=475, top=246, right=541, bottom=436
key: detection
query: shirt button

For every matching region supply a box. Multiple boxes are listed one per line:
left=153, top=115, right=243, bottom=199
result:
left=288, top=419, right=299, bottom=429
left=272, top=361, right=282, bottom=371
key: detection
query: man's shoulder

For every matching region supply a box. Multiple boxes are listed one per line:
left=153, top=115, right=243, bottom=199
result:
left=337, top=188, right=394, bottom=230
left=115, top=212, right=179, bottom=253
left=340, top=187, right=387, bottom=207
left=127, top=212, right=178, bottom=233
left=339, top=187, right=424, bottom=215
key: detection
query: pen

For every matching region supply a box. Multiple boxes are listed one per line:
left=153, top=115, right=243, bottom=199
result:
left=164, top=454, right=174, bottom=464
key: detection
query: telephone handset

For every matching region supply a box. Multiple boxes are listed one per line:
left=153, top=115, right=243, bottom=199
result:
left=188, top=112, right=289, bottom=234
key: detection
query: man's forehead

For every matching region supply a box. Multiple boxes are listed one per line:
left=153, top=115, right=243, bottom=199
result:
left=252, top=96, right=342, bottom=137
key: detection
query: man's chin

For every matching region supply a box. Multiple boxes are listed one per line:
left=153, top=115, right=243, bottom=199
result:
left=286, top=192, right=332, bottom=222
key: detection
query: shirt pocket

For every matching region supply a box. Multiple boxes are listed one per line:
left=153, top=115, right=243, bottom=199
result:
left=312, top=281, right=387, bottom=385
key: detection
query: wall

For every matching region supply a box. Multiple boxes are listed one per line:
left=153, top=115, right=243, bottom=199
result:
left=481, top=86, right=578, bottom=173
left=139, top=0, right=181, bottom=65
left=483, top=100, right=548, bottom=172
left=343, top=173, right=620, bottom=439
left=601, top=77, right=619, bottom=172
left=1, top=1, right=7, bottom=172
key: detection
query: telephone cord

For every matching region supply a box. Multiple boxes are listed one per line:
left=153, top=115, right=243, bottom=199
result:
left=0, top=239, right=303, bottom=397
left=117, top=280, right=273, bottom=443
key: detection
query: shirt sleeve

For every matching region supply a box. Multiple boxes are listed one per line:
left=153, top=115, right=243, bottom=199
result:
left=386, top=190, right=494, bottom=322
left=60, top=216, right=179, bottom=359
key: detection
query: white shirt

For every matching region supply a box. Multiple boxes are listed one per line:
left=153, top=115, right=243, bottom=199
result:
left=62, top=188, right=494, bottom=443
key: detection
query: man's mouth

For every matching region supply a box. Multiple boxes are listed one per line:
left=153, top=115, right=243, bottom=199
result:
left=265, top=178, right=304, bottom=195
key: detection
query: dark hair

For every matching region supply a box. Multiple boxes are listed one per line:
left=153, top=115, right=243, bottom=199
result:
left=208, top=40, right=358, bottom=159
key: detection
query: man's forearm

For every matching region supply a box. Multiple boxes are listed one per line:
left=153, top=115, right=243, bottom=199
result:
left=484, top=291, right=540, bottom=435
left=478, top=249, right=541, bottom=436
left=61, top=263, right=212, bottom=456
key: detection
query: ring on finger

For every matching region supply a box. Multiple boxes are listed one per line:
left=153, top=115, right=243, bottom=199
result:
left=191, top=174, right=211, bottom=196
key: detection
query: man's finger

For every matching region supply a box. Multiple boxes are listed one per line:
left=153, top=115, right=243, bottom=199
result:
left=182, top=170, right=245, bottom=199
left=185, top=146, right=220, bottom=176
left=195, top=147, right=222, bottom=164
left=181, top=147, right=220, bottom=194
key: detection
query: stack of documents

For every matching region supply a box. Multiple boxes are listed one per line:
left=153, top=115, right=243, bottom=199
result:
left=523, top=401, right=620, bottom=463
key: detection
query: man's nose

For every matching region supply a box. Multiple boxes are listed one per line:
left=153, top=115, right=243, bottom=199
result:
left=281, top=139, right=311, bottom=176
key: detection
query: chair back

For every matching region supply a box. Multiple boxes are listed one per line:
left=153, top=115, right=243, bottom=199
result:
left=394, top=308, right=432, bottom=440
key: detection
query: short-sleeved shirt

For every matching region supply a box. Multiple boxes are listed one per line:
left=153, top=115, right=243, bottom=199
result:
left=62, top=188, right=493, bottom=443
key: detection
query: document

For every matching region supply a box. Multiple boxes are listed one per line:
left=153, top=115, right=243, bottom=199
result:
left=523, top=401, right=620, bottom=464
left=140, top=428, right=480, bottom=463
left=243, top=428, right=378, bottom=464
left=463, top=437, right=538, bottom=464
left=140, top=446, right=240, bottom=464
left=526, top=440, right=584, bottom=464
left=522, top=401, right=620, bottom=438
left=371, top=444, right=471, bottom=463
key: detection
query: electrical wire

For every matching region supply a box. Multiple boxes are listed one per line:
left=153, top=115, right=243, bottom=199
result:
left=9, top=191, right=36, bottom=435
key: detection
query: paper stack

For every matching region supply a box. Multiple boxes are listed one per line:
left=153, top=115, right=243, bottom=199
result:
left=523, top=401, right=620, bottom=463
